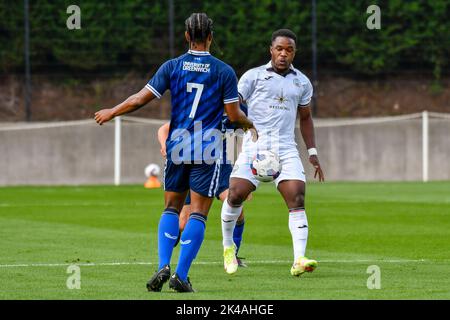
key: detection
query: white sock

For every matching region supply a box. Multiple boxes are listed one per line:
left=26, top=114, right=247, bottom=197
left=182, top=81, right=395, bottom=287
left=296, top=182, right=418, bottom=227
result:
left=288, top=208, right=308, bottom=262
left=221, top=199, right=242, bottom=247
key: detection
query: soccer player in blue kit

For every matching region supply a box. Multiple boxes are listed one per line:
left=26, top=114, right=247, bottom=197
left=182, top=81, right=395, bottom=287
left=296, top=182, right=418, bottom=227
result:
left=94, top=13, right=256, bottom=292
left=157, top=104, right=250, bottom=267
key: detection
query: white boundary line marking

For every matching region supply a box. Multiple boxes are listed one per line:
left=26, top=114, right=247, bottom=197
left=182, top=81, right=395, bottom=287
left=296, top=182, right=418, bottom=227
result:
left=0, top=259, right=433, bottom=268
left=0, top=202, right=157, bottom=207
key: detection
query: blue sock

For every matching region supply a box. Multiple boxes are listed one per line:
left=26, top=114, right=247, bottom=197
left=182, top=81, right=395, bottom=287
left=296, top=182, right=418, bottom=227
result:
left=233, top=219, right=245, bottom=255
left=175, top=213, right=207, bottom=281
left=157, top=208, right=179, bottom=270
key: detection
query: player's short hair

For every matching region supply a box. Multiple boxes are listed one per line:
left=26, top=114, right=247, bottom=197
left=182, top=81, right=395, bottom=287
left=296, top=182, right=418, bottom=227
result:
left=185, top=13, right=213, bottom=44
left=271, top=29, right=297, bottom=44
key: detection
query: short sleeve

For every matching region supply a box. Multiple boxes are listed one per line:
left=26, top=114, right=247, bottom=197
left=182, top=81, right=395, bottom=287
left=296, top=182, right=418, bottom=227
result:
left=146, top=60, right=174, bottom=99
left=299, top=78, right=313, bottom=106
left=237, top=70, right=256, bottom=102
left=221, top=66, right=239, bottom=104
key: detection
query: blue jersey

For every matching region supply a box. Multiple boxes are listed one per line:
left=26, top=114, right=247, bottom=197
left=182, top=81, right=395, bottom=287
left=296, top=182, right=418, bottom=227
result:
left=220, top=102, right=248, bottom=163
left=221, top=102, right=248, bottom=132
left=147, top=50, right=239, bottom=164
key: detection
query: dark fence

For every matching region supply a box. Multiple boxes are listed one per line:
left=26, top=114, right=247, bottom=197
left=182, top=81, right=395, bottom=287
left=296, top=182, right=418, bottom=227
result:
left=0, top=0, right=448, bottom=121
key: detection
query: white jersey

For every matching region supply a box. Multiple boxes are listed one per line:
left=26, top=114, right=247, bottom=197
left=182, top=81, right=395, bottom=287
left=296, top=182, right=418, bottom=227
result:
left=238, top=61, right=313, bottom=157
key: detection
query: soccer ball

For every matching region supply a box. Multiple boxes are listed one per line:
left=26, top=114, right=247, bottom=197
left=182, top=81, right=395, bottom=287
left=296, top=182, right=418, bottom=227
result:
left=144, top=163, right=161, bottom=178
left=250, top=150, right=281, bottom=182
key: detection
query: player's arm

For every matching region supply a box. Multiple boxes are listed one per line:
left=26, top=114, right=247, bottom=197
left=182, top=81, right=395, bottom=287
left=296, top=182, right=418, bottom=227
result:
left=238, top=95, right=249, bottom=115
left=157, top=122, right=170, bottom=157
left=298, top=106, right=324, bottom=182
left=221, top=66, right=257, bottom=140
left=95, top=60, right=173, bottom=125
left=94, top=87, right=156, bottom=125
left=224, top=101, right=258, bottom=141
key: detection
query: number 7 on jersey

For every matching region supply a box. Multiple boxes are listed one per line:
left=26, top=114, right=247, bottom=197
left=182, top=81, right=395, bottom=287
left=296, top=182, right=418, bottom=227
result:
left=187, top=82, right=204, bottom=119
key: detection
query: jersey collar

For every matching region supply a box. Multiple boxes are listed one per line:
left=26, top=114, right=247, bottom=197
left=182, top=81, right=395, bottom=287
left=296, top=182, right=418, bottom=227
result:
left=265, top=61, right=296, bottom=76
left=188, top=50, right=211, bottom=56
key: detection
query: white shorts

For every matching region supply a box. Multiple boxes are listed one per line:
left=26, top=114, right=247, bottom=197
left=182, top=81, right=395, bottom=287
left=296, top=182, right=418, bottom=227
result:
left=230, top=151, right=306, bottom=188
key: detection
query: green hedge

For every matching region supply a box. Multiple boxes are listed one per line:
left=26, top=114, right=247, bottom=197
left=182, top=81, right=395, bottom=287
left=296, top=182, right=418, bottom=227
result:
left=0, top=0, right=448, bottom=78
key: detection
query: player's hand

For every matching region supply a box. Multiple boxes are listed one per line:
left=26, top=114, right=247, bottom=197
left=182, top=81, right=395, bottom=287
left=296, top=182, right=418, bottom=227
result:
left=248, top=127, right=258, bottom=142
left=94, top=108, right=115, bottom=125
left=309, top=155, right=324, bottom=182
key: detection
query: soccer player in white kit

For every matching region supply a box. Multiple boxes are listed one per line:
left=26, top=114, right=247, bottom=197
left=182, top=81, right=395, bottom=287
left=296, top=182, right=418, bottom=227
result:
left=221, top=29, right=325, bottom=276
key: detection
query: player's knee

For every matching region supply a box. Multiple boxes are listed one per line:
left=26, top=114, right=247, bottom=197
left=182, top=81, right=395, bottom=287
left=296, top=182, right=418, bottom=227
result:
left=292, top=193, right=305, bottom=208
left=164, top=206, right=180, bottom=215
left=227, top=187, right=246, bottom=207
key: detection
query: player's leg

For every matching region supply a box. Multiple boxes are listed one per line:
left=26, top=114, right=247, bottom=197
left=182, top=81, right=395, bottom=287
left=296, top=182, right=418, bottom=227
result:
left=219, top=189, right=246, bottom=252
left=171, top=204, right=190, bottom=247
left=234, top=205, right=245, bottom=257
left=147, top=162, right=189, bottom=292
left=170, top=162, right=218, bottom=292
left=277, top=179, right=307, bottom=258
left=224, top=153, right=257, bottom=245
left=216, top=163, right=247, bottom=263
left=218, top=189, right=246, bottom=267
left=159, top=190, right=189, bottom=265
left=172, top=192, right=192, bottom=248
left=276, top=155, right=317, bottom=276
left=147, top=190, right=187, bottom=292
left=222, top=177, right=254, bottom=274
left=222, top=152, right=258, bottom=274
left=180, top=192, right=192, bottom=232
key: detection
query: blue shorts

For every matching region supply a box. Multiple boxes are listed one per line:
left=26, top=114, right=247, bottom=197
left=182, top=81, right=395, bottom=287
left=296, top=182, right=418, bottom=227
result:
left=185, top=163, right=233, bottom=204
left=164, top=159, right=223, bottom=198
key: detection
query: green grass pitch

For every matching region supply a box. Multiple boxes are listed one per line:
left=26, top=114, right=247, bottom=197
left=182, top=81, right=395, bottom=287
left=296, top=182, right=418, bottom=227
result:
left=1, top=182, right=449, bottom=300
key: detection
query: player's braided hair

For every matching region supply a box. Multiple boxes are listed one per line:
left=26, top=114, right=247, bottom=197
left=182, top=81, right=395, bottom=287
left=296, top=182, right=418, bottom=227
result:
left=185, top=13, right=213, bottom=44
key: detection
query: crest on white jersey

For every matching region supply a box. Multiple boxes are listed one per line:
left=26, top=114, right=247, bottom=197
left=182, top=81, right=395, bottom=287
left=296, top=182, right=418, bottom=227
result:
left=274, top=89, right=289, bottom=105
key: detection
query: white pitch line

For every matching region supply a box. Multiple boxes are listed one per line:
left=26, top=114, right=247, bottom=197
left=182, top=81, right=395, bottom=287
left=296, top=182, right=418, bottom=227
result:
left=0, top=203, right=152, bottom=207
left=0, top=259, right=433, bottom=268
